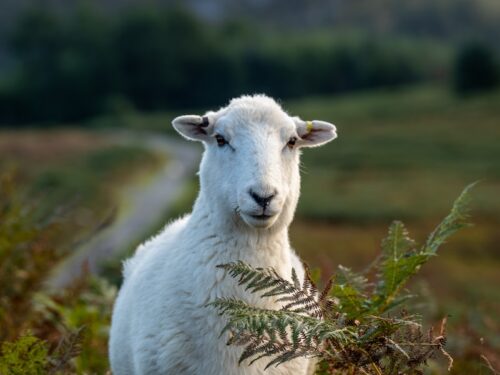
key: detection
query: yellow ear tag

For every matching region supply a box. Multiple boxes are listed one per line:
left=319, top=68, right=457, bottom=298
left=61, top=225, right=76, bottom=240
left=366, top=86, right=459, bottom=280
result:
left=306, top=121, right=314, bottom=133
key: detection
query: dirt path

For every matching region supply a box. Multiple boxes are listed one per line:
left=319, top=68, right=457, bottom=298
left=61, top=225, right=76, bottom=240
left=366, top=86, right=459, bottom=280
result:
left=47, top=131, right=201, bottom=289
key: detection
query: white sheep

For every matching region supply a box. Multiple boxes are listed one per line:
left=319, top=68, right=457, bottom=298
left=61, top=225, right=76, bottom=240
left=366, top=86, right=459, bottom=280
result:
left=109, top=95, right=337, bottom=375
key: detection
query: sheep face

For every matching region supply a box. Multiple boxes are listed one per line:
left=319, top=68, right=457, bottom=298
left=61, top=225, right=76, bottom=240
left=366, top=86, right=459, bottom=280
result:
left=173, top=95, right=337, bottom=230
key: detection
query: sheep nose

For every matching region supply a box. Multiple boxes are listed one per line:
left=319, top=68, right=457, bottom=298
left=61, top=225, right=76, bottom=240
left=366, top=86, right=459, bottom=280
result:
left=249, top=190, right=275, bottom=209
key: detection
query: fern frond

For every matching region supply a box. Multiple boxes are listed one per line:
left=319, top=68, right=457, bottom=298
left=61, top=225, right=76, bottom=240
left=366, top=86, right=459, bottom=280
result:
left=371, top=184, right=475, bottom=314
left=424, top=182, right=475, bottom=254
left=217, top=262, right=327, bottom=318
left=379, top=221, right=416, bottom=295
left=217, top=262, right=291, bottom=296
left=331, top=266, right=369, bottom=318
left=209, top=297, right=356, bottom=367
left=211, top=298, right=355, bottom=344
left=337, top=265, right=369, bottom=292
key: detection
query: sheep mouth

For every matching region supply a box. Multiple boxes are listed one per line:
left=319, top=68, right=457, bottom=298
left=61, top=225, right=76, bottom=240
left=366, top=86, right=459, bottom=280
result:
left=240, top=211, right=278, bottom=228
left=250, top=214, right=276, bottom=221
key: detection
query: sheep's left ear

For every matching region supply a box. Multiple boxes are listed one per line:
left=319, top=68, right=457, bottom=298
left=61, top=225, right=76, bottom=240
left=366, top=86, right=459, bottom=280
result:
left=293, top=118, right=337, bottom=148
left=172, top=115, right=215, bottom=142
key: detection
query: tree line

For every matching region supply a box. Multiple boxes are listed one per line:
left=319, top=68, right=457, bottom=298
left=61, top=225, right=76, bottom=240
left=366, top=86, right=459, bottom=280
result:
left=0, top=5, right=497, bottom=124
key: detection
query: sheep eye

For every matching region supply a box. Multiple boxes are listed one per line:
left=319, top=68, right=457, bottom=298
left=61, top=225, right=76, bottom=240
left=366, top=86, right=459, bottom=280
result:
left=215, top=134, right=228, bottom=147
left=287, top=137, right=297, bottom=149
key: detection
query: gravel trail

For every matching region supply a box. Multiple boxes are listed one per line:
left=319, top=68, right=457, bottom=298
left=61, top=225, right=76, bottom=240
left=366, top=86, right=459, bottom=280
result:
left=47, top=131, right=200, bottom=289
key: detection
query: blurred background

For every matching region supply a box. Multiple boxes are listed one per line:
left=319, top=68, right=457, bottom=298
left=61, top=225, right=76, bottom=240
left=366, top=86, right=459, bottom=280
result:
left=0, top=0, right=499, bottom=373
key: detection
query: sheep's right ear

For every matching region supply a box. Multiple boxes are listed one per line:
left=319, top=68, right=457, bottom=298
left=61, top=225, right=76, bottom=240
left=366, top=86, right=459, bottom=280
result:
left=172, top=115, right=214, bottom=142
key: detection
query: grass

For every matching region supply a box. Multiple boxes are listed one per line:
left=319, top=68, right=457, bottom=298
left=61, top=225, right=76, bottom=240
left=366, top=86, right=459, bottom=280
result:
left=0, top=129, right=164, bottom=224
left=285, top=86, right=500, bottom=221
left=0, top=129, right=108, bottom=179
left=282, top=86, right=500, bottom=373
left=31, top=144, right=163, bottom=215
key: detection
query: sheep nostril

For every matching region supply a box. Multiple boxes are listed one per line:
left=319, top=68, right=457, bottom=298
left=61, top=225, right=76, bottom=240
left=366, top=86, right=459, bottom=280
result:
left=249, top=191, right=275, bottom=209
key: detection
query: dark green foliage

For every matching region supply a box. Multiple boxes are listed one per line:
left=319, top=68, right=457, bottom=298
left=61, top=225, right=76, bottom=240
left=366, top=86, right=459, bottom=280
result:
left=0, top=5, right=444, bottom=124
left=453, top=43, right=499, bottom=94
left=210, top=184, right=475, bottom=374
left=5, top=6, right=115, bottom=123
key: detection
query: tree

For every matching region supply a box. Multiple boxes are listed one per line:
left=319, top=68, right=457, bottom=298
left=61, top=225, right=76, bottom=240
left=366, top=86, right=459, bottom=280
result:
left=453, top=42, right=499, bottom=94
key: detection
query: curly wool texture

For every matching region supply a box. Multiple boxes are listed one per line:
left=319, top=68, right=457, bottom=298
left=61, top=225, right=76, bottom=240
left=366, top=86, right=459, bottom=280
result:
left=109, top=95, right=337, bottom=375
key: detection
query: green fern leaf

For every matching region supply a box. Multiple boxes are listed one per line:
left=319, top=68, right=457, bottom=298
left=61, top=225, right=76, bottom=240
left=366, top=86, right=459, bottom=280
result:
left=371, top=184, right=475, bottom=314
left=424, top=182, right=475, bottom=254
left=330, top=266, right=369, bottom=318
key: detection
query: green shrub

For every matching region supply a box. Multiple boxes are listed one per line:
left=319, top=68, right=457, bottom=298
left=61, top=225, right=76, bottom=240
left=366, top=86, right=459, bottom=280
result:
left=0, top=173, right=65, bottom=340
left=0, top=330, right=86, bottom=375
left=34, top=277, right=116, bottom=373
left=0, top=333, right=48, bottom=375
left=0, top=173, right=115, bottom=373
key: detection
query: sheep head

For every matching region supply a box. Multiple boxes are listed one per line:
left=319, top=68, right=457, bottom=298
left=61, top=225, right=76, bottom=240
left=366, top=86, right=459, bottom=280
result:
left=173, top=95, right=337, bottom=230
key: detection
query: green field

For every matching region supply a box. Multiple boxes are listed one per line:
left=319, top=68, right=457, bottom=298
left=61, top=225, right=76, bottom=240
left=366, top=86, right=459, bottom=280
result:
left=289, top=86, right=500, bottom=221
left=283, top=86, right=500, bottom=373
left=0, top=129, right=164, bottom=220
